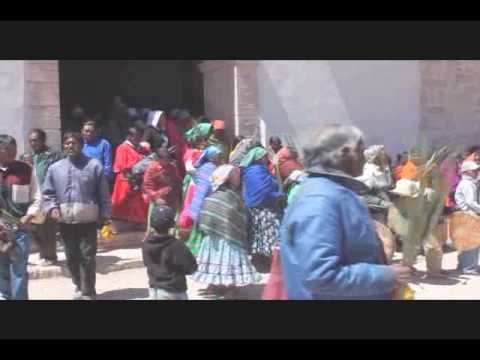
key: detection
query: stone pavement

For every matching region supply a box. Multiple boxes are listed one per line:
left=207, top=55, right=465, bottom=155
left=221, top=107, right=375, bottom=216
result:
left=27, top=231, right=480, bottom=300
left=28, top=231, right=145, bottom=280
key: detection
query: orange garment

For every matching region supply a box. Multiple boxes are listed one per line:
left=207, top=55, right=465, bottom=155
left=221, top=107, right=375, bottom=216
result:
left=393, top=165, right=404, bottom=181
left=399, top=160, right=418, bottom=180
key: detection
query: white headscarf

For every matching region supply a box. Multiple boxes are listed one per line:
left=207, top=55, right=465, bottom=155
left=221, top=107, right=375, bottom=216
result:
left=210, top=164, right=236, bottom=192
left=147, top=111, right=165, bottom=128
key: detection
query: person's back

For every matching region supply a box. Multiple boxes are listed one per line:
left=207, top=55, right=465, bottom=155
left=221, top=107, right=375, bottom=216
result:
left=280, top=176, right=395, bottom=300
left=455, top=174, right=480, bottom=213
left=142, top=206, right=197, bottom=300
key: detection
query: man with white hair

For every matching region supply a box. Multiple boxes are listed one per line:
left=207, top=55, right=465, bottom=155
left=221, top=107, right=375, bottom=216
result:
left=455, top=160, right=480, bottom=274
left=280, top=124, right=412, bottom=300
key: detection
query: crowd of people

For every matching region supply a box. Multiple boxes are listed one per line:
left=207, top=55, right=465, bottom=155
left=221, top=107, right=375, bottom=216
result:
left=3, top=96, right=480, bottom=300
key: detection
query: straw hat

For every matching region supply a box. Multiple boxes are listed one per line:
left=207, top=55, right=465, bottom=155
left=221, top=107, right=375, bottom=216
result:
left=390, top=179, right=420, bottom=198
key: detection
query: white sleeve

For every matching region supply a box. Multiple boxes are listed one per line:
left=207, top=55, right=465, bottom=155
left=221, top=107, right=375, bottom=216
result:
left=26, top=168, right=42, bottom=217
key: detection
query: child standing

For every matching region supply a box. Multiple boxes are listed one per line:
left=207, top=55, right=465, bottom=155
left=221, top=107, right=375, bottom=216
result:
left=142, top=206, right=198, bottom=300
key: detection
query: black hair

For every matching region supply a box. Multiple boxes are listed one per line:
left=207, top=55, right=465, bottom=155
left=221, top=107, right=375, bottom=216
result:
left=0, top=135, right=16, bottom=150
left=82, top=119, right=97, bottom=129
left=63, top=132, right=82, bottom=144
left=127, top=127, right=142, bottom=138
left=467, top=146, right=480, bottom=155
left=232, top=135, right=245, bottom=148
left=269, top=136, right=282, bottom=145
left=29, top=128, right=47, bottom=142
left=155, top=147, right=171, bottom=160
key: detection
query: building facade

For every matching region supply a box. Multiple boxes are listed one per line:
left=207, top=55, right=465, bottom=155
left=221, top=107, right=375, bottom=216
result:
left=0, top=60, right=479, bottom=156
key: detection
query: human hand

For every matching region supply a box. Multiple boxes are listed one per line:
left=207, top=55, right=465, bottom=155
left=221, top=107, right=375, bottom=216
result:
left=20, top=215, right=35, bottom=225
left=390, top=264, right=413, bottom=285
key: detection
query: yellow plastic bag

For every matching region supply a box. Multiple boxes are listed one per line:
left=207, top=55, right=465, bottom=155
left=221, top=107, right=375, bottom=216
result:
left=100, top=224, right=116, bottom=242
left=393, top=284, right=415, bottom=300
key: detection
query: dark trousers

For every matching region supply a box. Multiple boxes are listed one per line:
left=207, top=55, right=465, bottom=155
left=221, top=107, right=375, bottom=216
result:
left=30, top=219, right=58, bottom=261
left=59, top=223, right=98, bottom=296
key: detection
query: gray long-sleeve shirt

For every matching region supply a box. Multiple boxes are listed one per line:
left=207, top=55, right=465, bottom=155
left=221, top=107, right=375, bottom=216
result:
left=455, top=174, right=480, bottom=214
left=42, top=154, right=112, bottom=224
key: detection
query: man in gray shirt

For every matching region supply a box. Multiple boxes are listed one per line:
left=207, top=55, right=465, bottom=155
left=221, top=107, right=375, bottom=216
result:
left=455, top=160, right=480, bottom=275
left=43, top=132, right=112, bottom=300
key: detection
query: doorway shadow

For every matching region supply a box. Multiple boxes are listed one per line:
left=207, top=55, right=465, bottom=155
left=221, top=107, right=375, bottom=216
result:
left=97, top=288, right=149, bottom=300
left=411, top=270, right=462, bottom=286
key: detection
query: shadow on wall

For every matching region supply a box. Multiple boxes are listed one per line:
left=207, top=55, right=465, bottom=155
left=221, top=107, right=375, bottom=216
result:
left=328, top=60, right=422, bottom=155
left=257, top=63, right=301, bottom=151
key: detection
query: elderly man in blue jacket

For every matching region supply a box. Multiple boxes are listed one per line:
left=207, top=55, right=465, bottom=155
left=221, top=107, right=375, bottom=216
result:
left=280, top=124, right=412, bottom=300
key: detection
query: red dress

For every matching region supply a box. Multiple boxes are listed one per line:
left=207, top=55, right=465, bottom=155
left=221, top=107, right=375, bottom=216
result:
left=111, top=141, right=149, bottom=223
left=262, top=246, right=288, bottom=300
left=166, top=117, right=188, bottom=179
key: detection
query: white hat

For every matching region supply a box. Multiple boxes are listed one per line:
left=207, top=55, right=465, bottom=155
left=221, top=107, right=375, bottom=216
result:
left=390, top=179, right=420, bottom=198
left=461, top=161, right=480, bottom=174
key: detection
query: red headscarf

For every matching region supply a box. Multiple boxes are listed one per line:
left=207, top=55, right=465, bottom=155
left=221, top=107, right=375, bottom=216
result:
left=212, top=120, right=226, bottom=130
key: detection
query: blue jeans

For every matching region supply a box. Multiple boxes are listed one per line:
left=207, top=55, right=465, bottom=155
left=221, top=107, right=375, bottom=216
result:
left=0, top=231, right=30, bottom=300
left=458, top=247, right=480, bottom=272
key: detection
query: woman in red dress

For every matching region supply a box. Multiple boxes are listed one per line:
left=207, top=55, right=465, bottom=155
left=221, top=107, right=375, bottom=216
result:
left=111, top=127, right=149, bottom=225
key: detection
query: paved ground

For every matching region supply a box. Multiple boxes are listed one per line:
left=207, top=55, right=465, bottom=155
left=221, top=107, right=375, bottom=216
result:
left=29, top=267, right=269, bottom=300
left=26, top=232, right=480, bottom=300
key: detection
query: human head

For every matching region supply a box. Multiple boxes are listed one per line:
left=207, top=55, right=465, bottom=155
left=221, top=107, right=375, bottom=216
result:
left=239, top=146, right=269, bottom=168
left=0, top=135, right=17, bottom=165
left=303, top=124, right=365, bottom=177
left=211, top=164, right=240, bottom=191
left=171, top=109, right=193, bottom=129
left=127, top=127, right=143, bottom=146
left=211, top=120, right=226, bottom=138
left=364, top=145, right=385, bottom=165
left=409, top=148, right=425, bottom=166
left=195, top=146, right=222, bottom=167
left=197, top=115, right=211, bottom=124
left=28, top=128, right=47, bottom=153
left=150, top=205, right=176, bottom=234
left=63, top=132, right=83, bottom=158
left=232, top=135, right=245, bottom=149
left=185, top=123, right=212, bottom=149
left=269, top=136, right=283, bottom=153
left=155, top=147, right=171, bottom=162
left=466, top=146, right=480, bottom=163
left=81, top=120, right=98, bottom=143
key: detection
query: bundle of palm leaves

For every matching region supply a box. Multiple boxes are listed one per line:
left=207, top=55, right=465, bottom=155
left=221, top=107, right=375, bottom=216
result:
left=394, top=145, right=456, bottom=300
left=402, top=145, right=456, bottom=266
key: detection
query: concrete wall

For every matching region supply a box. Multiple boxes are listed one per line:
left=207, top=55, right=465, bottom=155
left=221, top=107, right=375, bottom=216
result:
left=0, top=60, right=61, bottom=156
left=419, top=60, right=480, bottom=150
left=199, top=61, right=235, bottom=135
left=24, top=60, right=61, bottom=152
left=257, top=60, right=422, bottom=156
left=0, top=61, right=28, bottom=155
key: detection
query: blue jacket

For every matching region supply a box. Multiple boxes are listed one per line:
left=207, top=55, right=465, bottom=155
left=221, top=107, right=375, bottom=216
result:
left=242, top=164, right=282, bottom=208
left=280, top=176, right=396, bottom=300
left=82, top=138, right=113, bottom=179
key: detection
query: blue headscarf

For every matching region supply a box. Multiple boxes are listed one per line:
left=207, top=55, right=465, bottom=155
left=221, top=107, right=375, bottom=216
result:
left=194, top=145, right=221, bottom=168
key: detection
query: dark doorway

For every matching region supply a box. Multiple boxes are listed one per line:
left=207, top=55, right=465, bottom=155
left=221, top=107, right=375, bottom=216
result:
left=59, top=60, right=204, bottom=132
